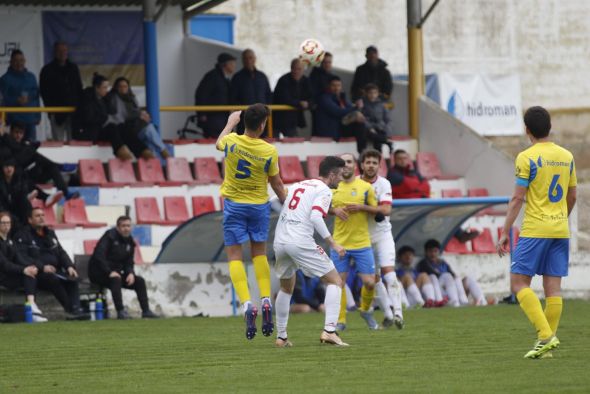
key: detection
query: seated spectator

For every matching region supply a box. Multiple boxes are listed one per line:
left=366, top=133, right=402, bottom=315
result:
left=361, top=83, right=393, bottom=152
left=388, top=149, right=431, bottom=198
left=290, top=270, right=326, bottom=313
left=416, top=239, right=487, bottom=307
left=88, top=216, right=158, bottom=319
left=15, top=207, right=88, bottom=319
left=107, top=77, right=170, bottom=162
left=272, top=58, right=313, bottom=137
left=395, top=245, right=436, bottom=308
left=351, top=46, right=393, bottom=101
left=0, top=211, right=47, bottom=322
left=39, top=42, right=83, bottom=141
left=194, top=53, right=236, bottom=138
left=309, top=52, right=334, bottom=100
left=72, top=73, right=152, bottom=161
left=0, top=50, right=41, bottom=141
left=0, top=158, right=34, bottom=226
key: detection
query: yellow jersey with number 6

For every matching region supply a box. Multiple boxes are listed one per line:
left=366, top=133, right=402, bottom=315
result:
left=515, top=142, right=576, bottom=238
left=217, top=133, right=279, bottom=204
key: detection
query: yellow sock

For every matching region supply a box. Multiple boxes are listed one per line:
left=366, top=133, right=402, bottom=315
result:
left=229, top=260, right=250, bottom=303
left=252, top=255, right=271, bottom=299
left=544, top=296, right=563, bottom=335
left=360, top=285, right=375, bottom=312
left=338, top=289, right=347, bottom=324
left=516, top=288, right=553, bottom=340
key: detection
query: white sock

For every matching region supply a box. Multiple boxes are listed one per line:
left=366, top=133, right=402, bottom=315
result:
left=455, top=277, right=469, bottom=305
left=440, top=273, right=460, bottom=307
left=31, top=303, right=43, bottom=315
left=384, top=272, right=402, bottom=318
left=344, top=284, right=356, bottom=309
left=429, top=275, right=443, bottom=302
left=242, top=300, right=252, bottom=314
left=400, top=286, right=410, bottom=308
left=324, top=284, right=342, bottom=332
left=407, top=283, right=424, bottom=306
left=464, top=276, right=484, bottom=304
left=275, top=290, right=291, bottom=339
left=375, top=280, right=394, bottom=320
left=421, top=282, right=435, bottom=302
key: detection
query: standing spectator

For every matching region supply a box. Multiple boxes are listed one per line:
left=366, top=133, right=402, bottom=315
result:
left=230, top=49, right=272, bottom=105
left=387, top=149, right=431, bottom=199
left=361, top=83, right=393, bottom=152
left=351, top=46, right=393, bottom=101
left=88, top=216, right=158, bottom=319
left=15, top=207, right=88, bottom=319
left=309, top=52, right=334, bottom=100
left=39, top=42, right=83, bottom=141
left=272, top=58, right=313, bottom=137
left=194, top=53, right=236, bottom=138
left=0, top=50, right=41, bottom=141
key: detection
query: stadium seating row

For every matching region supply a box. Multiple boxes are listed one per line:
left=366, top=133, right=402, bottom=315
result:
left=444, top=227, right=520, bottom=254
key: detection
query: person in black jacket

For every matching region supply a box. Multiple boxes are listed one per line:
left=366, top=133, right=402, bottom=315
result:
left=0, top=211, right=47, bottom=322
left=0, top=157, right=34, bottom=226
left=15, top=207, right=88, bottom=319
left=230, top=49, right=272, bottom=106
left=272, top=58, right=313, bottom=137
left=194, top=53, right=236, bottom=138
left=351, top=46, right=393, bottom=101
left=88, top=216, right=157, bottom=319
left=39, top=42, right=83, bottom=141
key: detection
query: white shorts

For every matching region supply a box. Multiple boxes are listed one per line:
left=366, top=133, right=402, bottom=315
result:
left=274, top=242, right=335, bottom=279
left=371, top=231, right=396, bottom=269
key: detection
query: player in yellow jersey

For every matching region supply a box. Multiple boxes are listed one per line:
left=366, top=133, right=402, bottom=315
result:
left=215, top=104, right=287, bottom=340
left=330, top=153, right=381, bottom=330
left=497, top=106, right=577, bottom=359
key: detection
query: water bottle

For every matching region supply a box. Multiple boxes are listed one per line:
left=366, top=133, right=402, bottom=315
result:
left=89, top=301, right=96, bottom=321
left=25, top=302, right=33, bottom=323
left=95, top=298, right=104, bottom=321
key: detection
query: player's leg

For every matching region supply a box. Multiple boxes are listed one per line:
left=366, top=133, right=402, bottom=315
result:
left=428, top=274, right=444, bottom=304
left=273, top=243, right=295, bottom=347
left=372, top=239, right=394, bottom=325
left=404, top=273, right=426, bottom=307
left=454, top=276, right=469, bottom=305
left=463, top=276, right=486, bottom=305
left=320, top=269, right=348, bottom=346
left=331, top=248, right=350, bottom=330
left=542, top=239, right=568, bottom=337
left=344, top=283, right=357, bottom=311
left=439, top=273, right=459, bottom=307
left=223, top=201, right=251, bottom=310
left=354, top=248, right=378, bottom=329
left=382, top=266, right=403, bottom=324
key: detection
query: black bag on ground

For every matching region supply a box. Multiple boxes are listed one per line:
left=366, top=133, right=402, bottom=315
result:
left=0, top=304, right=25, bottom=323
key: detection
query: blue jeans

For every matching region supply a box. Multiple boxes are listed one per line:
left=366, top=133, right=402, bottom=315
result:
left=138, top=123, right=168, bottom=165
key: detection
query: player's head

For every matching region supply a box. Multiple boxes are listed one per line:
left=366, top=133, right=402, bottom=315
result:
left=393, top=149, right=411, bottom=168
left=116, top=215, right=132, bottom=237
left=319, top=156, right=346, bottom=188
left=524, top=106, right=551, bottom=140
left=397, top=245, right=415, bottom=266
left=339, top=153, right=356, bottom=180
left=321, top=52, right=333, bottom=72
left=328, top=75, right=342, bottom=95
left=424, top=239, right=441, bottom=261
left=360, top=149, right=381, bottom=179
left=244, top=103, right=270, bottom=136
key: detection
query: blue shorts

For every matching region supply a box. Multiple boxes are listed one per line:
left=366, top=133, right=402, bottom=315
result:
left=223, top=200, right=270, bottom=246
left=511, top=237, right=569, bottom=277
left=331, top=247, right=375, bottom=275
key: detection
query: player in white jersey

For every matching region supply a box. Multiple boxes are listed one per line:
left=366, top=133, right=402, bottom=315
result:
left=272, top=156, right=348, bottom=347
left=359, top=149, right=405, bottom=329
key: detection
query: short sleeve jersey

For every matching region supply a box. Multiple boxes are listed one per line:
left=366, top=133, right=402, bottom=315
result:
left=217, top=133, right=279, bottom=204
left=515, top=142, right=577, bottom=238
left=361, top=175, right=393, bottom=237
left=331, top=178, right=377, bottom=249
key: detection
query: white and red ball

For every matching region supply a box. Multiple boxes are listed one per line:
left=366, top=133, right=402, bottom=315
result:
left=299, top=38, right=325, bottom=67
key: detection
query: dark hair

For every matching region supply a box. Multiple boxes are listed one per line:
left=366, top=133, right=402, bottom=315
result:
left=290, top=58, right=302, bottom=69
left=323, top=52, right=333, bottom=59
left=397, top=245, right=415, bottom=256
left=364, top=83, right=378, bottom=92
left=360, top=149, right=382, bottom=164
left=29, top=207, right=43, bottom=218
left=10, top=122, right=26, bottom=132
left=328, top=75, right=341, bottom=83
left=319, top=156, right=346, bottom=177
left=92, top=72, right=108, bottom=88
left=524, top=106, right=551, bottom=139
left=366, top=45, right=378, bottom=54
left=10, top=49, right=23, bottom=60
left=113, top=77, right=135, bottom=98
left=393, top=149, right=407, bottom=156
left=424, top=239, right=441, bottom=251
left=244, top=103, right=270, bottom=131
left=116, top=215, right=132, bottom=226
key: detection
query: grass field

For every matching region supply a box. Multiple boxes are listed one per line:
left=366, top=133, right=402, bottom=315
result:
left=1, top=300, right=589, bottom=393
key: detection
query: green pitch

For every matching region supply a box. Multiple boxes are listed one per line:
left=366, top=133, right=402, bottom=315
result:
left=1, top=300, right=590, bottom=393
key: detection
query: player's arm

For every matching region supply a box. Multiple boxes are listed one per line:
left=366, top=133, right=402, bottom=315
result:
left=567, top=186, right=577, bottom=216
left=345, top=187, right=380, bottom=214
left=310, top=209, right=345, bottom=257
left=215, top=111, right=242, bottom=151
left=497, top=184, right=526, bottom=257
left=269, top=174, right=287, bottom=203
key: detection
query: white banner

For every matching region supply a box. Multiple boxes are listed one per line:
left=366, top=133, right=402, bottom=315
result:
left=439, top=73, right=523, bottom=136
left=0, top=10, right=43, bottom=78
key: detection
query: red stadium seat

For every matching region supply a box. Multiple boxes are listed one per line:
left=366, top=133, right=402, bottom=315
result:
left=279, top=156, right=305, bottom=184
left=83, top=239, right=99, bottom=255
left=416, top=152, right=459, bottom=180
left=79, top=159, right=111, bottom=186
left=108, top=159, right=145, bottom=186
left=138, top=158, right=182, bottom=186
left=305, top=155, right=325, bottom=179
left=134, top=239, right=145, bottom=264
left=166, top=158, right=198, bottom=185
left=192, top=196, right=217, bottom=217
left=194, top=157, right=222, bottom=184
left=472, top=228, right=496, bottom=253
left=63, top=199, right=107, bottom=228
left=441, top=188, right=463, bottom=198
left=134, top=197, right=177, bottom=225
left=31, top=199, right=75, bottom=229
left=444, top=236, right=471, bottom=254
left=164, top=196, right=190, bottom=223
left=467, top=188, right=489, bottom=197
left=378, top=159, right=389, bottom=178
left=497, top=227, right=520, bottom=251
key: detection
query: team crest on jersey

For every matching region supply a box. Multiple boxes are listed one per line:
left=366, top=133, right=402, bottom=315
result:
left=351, top=188, right=357, bottom=196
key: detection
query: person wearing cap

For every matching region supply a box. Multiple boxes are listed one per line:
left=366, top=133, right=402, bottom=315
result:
left=350, top=46, right=393, bottom=101
left=194, top=52, right=237, bottom=138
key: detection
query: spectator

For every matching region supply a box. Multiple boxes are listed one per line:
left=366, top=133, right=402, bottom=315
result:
left=0, top=211, right=47, bottom=322
left=3, top=122, right=78, bottom=201
left=416, top=239, right=487, bottom=307
left=351, top=46, right=393, bottom=101
left=272, top=58, right=313, bottom=137
left=0, top=158, right=34, bottom=226
left=230, top=49, right=272, bottom=105
left=194, top=53, right=236, bottom=138
left=0, top=50, right=41, bottom=141
left=388, top=149, right=431, bottom=199
left=88, top=216, right=158, bottom=319
left=395, top=245, right=436, bottom=308
left=290, top=270, right=326, bottom=313
left=309, top=51, right=334, bottom=100
left=107, top=77, right=170, bottom=162
left=15, top=207, right=88, bottom=319
left=361, top=83, right=393, bottom=152
left=39, top=42, right=83, bottom=141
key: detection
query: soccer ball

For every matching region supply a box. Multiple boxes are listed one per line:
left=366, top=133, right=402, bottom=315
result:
left=299, top=39, right=325, bottom=67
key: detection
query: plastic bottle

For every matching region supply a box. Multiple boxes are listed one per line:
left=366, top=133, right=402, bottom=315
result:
left=89, top=301, right=96, bottom=321
left=95, top=298, right=103, bottom=321
left=24, top=302, right=33, bottom=323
